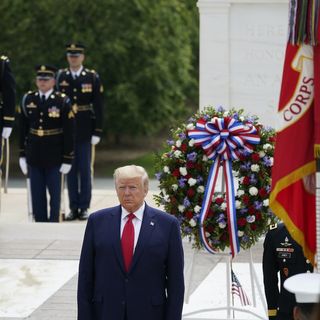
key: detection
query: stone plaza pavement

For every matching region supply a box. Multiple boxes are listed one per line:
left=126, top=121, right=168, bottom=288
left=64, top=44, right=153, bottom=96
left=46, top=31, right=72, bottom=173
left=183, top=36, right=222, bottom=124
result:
left=0, top=179, right=267, bottom=320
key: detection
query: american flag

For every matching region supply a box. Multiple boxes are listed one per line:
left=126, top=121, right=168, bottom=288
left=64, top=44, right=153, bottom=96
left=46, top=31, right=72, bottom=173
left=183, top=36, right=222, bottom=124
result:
left=231, top=269, right=251, bottom=306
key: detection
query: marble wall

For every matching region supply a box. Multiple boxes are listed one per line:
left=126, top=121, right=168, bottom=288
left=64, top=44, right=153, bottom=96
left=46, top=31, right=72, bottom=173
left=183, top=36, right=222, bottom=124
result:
left=197, top=0, right=288, bottom=129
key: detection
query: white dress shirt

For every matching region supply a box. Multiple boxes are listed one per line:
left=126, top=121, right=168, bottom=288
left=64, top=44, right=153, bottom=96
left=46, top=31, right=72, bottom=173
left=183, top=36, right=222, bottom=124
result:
left=38, top=88, right=53, bottom=100
left=120, top=202, right=145, bottom=251
left=71, top=66, right=83, bottom=79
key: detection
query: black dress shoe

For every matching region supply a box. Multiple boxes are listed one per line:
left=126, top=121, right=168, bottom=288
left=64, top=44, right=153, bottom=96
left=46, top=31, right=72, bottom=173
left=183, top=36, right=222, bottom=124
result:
left=65, top=209, right=78, bottom=221
left=78, top=209, right=89, bottom=220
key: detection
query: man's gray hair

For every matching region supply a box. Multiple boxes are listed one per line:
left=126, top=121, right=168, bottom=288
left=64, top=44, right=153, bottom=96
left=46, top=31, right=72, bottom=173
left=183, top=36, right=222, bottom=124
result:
left=113, top=165, right=149, bottom=188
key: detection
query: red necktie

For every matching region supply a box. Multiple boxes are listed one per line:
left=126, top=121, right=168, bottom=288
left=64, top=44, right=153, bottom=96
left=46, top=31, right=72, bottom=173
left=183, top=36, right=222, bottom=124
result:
left=121, top=213, right=135, bottom=272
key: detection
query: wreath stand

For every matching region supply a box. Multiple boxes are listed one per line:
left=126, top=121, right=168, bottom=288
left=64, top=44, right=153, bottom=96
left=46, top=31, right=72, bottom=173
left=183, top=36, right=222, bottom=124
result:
left=183, top=165, right=268, bottom=320
left=183, top=248, right=267, bottom=320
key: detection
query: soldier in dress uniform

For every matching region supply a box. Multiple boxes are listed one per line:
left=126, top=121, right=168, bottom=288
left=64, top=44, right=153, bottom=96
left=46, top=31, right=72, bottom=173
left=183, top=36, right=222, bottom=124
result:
left=0, top=55, right=16, bottom=152
left=284, top=273, right=320, bottom=320
left=56, top=43, right=103, bottom=221
left=263, top=223, right=313, bottom=320
left=19, top=65, right=75, bottom=222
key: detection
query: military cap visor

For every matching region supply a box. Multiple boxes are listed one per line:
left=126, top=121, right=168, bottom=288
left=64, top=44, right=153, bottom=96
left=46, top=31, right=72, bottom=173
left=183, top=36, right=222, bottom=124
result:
left=35, top=65, right=57, bottom=79
left=66, top=43, right=85, bottom=55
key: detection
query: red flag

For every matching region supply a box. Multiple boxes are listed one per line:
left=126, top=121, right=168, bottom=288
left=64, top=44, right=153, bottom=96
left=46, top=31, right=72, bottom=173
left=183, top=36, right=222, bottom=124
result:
left=270, top=43, right=317, bottom=264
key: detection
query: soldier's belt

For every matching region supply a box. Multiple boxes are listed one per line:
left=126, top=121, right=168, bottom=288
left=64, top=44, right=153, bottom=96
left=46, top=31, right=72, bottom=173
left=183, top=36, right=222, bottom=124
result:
left=30, top=128, right=63, bottom=137
left=73, top=104, right=93, bottom=112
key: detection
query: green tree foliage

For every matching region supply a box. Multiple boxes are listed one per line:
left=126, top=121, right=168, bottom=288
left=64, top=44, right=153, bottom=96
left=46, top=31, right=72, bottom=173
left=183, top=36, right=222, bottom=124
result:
left=0, top=0, right=198, bottom=142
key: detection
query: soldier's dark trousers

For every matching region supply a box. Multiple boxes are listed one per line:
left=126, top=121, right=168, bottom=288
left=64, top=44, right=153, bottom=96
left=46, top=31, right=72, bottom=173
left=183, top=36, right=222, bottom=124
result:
left=67, top=141, right=91, bottom=211
left=29, top=165, right=61, bottom=222
left=276, top=311, right=294, bottom=320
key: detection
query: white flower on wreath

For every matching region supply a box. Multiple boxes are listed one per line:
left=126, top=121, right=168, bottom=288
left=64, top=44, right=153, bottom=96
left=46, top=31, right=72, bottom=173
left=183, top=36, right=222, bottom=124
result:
left=163, top=195, right=170, bottom=202
left=179, top=167, right=187, bottom=176
left=202, top=155, right=208, bottom=162
left=239, top=116, right=245, bottom=121
left=194, top=205, right=201, bottom=213
left=263, top=143, right=272, bottom=151
left=186, top=123, right=195, bottom=130
left=269, top=157, right=274, bottom=165
left=219, top=222, right=227, bottom=229
left=259, top=151, right=266, bottom=158
left=163, top=166, right=170, bottom=173
left=176, top=140, right=182, bottom=148
left=238, top=230, right=244, bottom=237
left=188, top=139, right=195, bottom=147
left=171, top=184, right=178, bottom=191
left=249, top=186, right=258, bottom=196
left=189, top=218, right=197, bottom=227
left=188, top=178, right=197, bottom=186
left=205, top=231, right=211, bottom=237
left=220, top=202, right=227, bottom=210
left=263, top=199, right=269, bottom=207
left=237, top=189, right=245, bottom=197
left=238, top=176, right=244, bottom=184
left=178, top=205, right=185, bottom=213
left=235, top=200, right=241, bottom=209
left=251, top=164, right=260, bottom=172
left=174, top=150, right=182, bottom=158
left=197, top=185, right=205, bottom=193
left=247, top=215, right=256, bottom=223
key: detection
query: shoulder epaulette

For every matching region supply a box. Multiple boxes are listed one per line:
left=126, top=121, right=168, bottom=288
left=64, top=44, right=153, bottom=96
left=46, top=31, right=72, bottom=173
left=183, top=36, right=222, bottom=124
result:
left=1, top=55, right=9, bottom=62
left=269, top=223, right=278, bottom=230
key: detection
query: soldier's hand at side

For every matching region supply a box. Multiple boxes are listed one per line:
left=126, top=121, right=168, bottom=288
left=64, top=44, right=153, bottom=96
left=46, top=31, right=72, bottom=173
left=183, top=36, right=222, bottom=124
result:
left=2, top=127, right=12, bottom=139
left=60, top=163, right=72, bottom=174
left=19, top=157, right=28, bottom=175
left=91, top=135, right=101, bottom=145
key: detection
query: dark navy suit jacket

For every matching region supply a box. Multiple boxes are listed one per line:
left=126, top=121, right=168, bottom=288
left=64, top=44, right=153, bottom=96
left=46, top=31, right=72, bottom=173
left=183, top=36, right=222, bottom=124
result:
left=77, top=204, right=185, bottom=320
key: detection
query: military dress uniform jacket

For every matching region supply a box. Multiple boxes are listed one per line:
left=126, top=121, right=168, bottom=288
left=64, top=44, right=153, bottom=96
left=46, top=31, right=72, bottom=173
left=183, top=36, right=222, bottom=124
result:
left=262, top=223, right=313, bottom=319
left=0, top=56, right=16, bottom=131
left=56, top=68, right=103, bottom=142
left=19, top=91, right=75, bottom=168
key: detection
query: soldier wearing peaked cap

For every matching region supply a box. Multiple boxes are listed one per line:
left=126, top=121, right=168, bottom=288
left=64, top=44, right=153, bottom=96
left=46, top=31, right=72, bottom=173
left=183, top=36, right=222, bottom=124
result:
left=0, top=55, right=16, bottom=152
left=284, top=273, right=320, bottom=320
left=262, top=223, right=313, bottom=320
left=56, top=43, right=104, bottom=221
left=19, top=65, right=75, bottom=222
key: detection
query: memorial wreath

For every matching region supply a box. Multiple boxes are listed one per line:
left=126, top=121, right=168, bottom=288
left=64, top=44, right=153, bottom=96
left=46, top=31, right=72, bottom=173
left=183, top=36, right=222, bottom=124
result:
left=154, top=107, right=277, bottom=254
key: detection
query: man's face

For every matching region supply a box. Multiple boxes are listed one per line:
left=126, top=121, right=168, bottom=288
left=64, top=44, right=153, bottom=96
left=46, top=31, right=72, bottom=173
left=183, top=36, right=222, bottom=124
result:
left=36, top=78, right=55, bottom=93
left=67, top=53, right=85, bottom=69
left=116, top=177, right=148, bottom=213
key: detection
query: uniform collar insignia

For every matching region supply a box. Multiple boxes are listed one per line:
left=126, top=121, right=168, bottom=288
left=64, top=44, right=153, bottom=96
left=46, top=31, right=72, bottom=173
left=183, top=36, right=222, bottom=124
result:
left=60, top=80, right=69, bottom=86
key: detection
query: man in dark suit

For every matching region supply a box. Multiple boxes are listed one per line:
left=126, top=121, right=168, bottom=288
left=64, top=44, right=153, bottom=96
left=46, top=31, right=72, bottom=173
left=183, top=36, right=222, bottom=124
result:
left=19, top=65, right=75, bottom=222
left=0, top=55, right=16, bottom=156
left=78, top=165, right=185, bottom=320
left=56, top=43, right=103, bottom=221
left=262, top=223, right=313, bottom=320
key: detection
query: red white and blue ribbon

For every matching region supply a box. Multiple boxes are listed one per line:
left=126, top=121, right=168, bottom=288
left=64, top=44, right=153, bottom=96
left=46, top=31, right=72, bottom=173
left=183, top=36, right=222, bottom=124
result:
left=188, top=116, right=260, bottom=256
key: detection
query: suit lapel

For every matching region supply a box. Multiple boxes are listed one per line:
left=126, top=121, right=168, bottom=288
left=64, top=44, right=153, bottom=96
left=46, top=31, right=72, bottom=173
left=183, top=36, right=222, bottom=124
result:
left=111, top=206, right=126, bottom=273
left=129, top=205, right=156, bottom=273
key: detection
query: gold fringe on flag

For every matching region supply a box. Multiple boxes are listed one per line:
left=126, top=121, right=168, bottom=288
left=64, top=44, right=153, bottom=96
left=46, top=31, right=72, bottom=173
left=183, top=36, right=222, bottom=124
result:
left=314, top=144, right=320, bottom=158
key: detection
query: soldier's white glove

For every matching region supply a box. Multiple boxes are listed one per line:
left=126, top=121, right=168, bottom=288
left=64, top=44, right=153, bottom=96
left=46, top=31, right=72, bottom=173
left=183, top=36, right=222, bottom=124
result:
left=2, top=127, right=12, bottom=139
left=59, top=163, right=72, bottom=174
left=19, top=157, right=28, bottom=175
left=91, top=135, right=101, bottom=145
